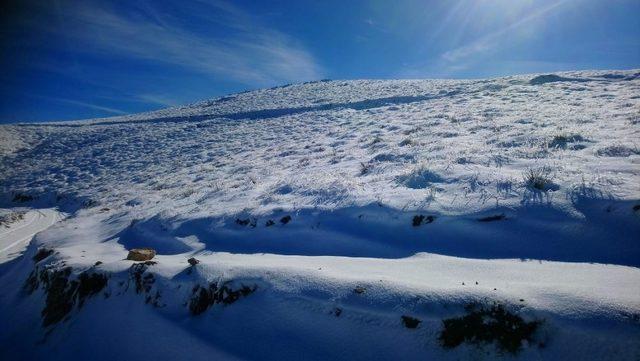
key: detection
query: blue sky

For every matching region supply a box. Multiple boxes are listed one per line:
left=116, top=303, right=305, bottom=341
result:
left=1, top=0, right=638, bottom=123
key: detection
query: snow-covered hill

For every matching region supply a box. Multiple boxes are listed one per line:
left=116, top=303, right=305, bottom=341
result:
left=1, top=69, right=639, bottom=360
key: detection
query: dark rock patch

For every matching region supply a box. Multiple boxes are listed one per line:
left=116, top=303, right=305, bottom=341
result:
left=439, top=303, right=542, bottom=354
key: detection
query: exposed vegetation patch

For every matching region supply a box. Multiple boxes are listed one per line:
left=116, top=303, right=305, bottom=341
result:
left=353, top=286, right=366, bottom=294
left=25, top=265, right=108, bottom=327
left=548, top=134, right=587, bottom=149
left=33, top=248, right=54, bottom=263
left=280, top=215, right=292, bottom=224
left=412, top=215, right=436, bottom=227
left=398, top=166, right=445, bottom=189
left=477, top=214, right=506, bottom=222
left=529, top=74, right=586, bottom=85
left=401, top=315, right=421, bottom=329
left=76, top=272, right=109, bottom=307
left=596, top=145, right=640, bottom=157
left=0, top=211, right=25, bottom=227
left=189, top=282, right=257, bottom=315
left=439, top=303, right=542, bottom=354
left=523, top=167, right=556, bottom=191
left=359, top=162, right=372, bottom=175
left=128, top=262, right=162, bottom=306
left=235, top=218, right=256, bottom=227
left=129, top=262, right=156, bottom=294
left=12, top=193, right=35, bottom=203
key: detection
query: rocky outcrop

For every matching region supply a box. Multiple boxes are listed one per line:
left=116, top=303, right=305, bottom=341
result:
left=126, top=248, right=156, bottom=261
left=189, top=282, right=257, bottom=315
left=25, top=265, right=108, bottom=327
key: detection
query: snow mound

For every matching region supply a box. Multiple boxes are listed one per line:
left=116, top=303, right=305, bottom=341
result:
left=529, top=74, right=588, bottom=85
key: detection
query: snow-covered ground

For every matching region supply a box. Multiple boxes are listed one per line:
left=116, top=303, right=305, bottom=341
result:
left=0, top=209, right=63, bottom=264
left=0, top=69, right=639, bottom=360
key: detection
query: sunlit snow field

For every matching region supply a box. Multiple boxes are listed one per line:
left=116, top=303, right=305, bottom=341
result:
left=0, top=70, right=639, bottom=360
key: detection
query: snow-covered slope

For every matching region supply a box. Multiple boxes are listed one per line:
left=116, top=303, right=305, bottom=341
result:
left=0, top=70, right=639, bottom=360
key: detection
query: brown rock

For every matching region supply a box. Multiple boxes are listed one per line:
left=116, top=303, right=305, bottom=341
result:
left=126, top=248, right=156, bottom=261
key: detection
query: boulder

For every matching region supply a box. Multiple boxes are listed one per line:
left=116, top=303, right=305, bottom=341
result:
left=126, top=248, right=156, bottom=261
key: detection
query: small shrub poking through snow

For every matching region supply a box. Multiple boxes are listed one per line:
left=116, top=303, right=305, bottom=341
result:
left=398, top=166, right=445, bottom=189
left=596, top=145, right=639, bottom=157
left=399, top=138, right=413, bottom=147
left=439, top=303, right=542, bottom=354
left=548, top=134, right=586, bottom=149
left=359, top=162, right=372, bottom=175
left=523, top=167, right=555, bottom=191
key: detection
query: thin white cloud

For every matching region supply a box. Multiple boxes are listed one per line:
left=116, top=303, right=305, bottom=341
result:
left=441, top=0, right=569, bottom=63
left=32, top=0, right=324, bottom=87
left=30, top=94, right=126, bottom=115
left=134, top=94, right=179, bottom=108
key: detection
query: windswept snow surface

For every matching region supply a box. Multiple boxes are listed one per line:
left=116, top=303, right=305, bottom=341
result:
left=0, top=70, right=639, bottom=360
left=0, top=209, right=62, bottom=264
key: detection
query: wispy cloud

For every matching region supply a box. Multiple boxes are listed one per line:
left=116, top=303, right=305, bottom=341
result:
left=134, top=94, right=179, bottom=108
left=30, top=0, right=324, bottom=87
left=441, top=0, right=569, bottom=63
left=30, top=94, right=126, bottom=115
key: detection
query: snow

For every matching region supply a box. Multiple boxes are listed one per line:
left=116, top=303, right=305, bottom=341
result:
left=0, top=209, right=62, bottom=264
left=0, top=69, right=639, bottom=360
